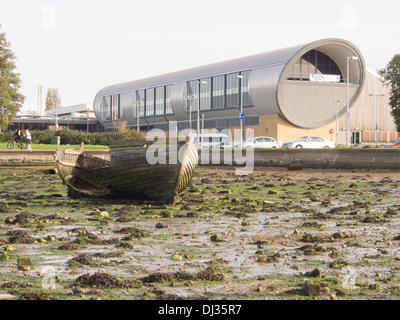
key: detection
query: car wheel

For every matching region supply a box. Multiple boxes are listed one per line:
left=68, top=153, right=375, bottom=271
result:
left=323, top=146, right=330, bottom=149
left=295, top=145, right=303, bottom=148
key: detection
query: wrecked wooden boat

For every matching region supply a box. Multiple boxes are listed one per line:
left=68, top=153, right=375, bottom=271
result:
left=55, top=144, right=112, bottom=198
left=55, top=139, right=198, bottom=204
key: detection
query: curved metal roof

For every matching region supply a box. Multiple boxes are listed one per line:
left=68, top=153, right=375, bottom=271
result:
left=95, top=42, right=305, bottom=96
left=94, top=38, right=366, bottom=130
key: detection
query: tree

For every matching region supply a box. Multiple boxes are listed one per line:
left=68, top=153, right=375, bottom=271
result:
left=0, top=26, right=24, bottom=130
left=378, top=54, right=400, bottom=133
left=45, top=88, right=61, bottom=111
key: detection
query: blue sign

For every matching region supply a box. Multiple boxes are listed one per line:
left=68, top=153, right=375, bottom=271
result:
left=239, top=113, right=245, bottom=120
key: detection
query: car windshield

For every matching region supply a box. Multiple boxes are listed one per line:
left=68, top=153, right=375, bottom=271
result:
left=394, top=139, right=400, bottom=144
left=295, top=136, right=307, bottom=142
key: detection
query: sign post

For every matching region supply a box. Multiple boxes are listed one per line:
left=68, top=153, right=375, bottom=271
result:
left=239, top=113, right=244, bottom=148
left=329, top=128, right=334, bottom=141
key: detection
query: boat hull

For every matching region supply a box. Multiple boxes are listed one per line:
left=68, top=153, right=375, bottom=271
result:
left=55, top=140, right=198, bottom=204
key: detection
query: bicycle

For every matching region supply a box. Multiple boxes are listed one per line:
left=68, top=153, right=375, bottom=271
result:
left=7, top=138, right=27, bottom=150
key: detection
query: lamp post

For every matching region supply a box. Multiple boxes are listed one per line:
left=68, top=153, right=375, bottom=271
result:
left=346, top=56, right=359, bottom=147
left=332, top=99, right=341, bottom=145
left=237, top=74, right=244, bottom=148
left=55, top=94, right=59, bottom=130
left=197, top=80, right=207, bottom=147
left=369, top=93, right=385, bottom=146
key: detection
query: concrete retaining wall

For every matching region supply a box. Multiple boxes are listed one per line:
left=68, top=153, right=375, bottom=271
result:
left=198, top=148, right=400, bottom=170
left=1, top=148, right=400, bottom=170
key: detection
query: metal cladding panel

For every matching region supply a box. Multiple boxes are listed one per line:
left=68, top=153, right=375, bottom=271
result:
left=249, top=63, right=287, bottom=115
left=93, top=96, right=102, bottom=122
left=94, top=43, right=306, bottom=99
left=121, top=91, right=135, bottom=120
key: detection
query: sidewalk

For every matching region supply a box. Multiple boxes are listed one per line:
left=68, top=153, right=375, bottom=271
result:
left=0, top=149, right=110, bottom=166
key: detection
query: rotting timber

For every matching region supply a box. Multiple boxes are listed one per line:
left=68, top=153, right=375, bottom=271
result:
left=55, top=139, right=198, bottom=204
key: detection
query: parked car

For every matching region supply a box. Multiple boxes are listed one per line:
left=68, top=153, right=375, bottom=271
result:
left=189, top=133, right=231, bottom=148
left=282, top=136, right=335, bottom=149
left=213, top=139, right=234, bottom=149
left=234, top=136, right=280, bottom=148
left=384, top=139, right=400, bottom=147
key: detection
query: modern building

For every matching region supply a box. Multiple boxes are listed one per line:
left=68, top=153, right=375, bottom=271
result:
left=94, top=38, right=387, bottom=144
left=11, top=103, right=101, bottom=132
left=338, top=70, right=395, bottom=144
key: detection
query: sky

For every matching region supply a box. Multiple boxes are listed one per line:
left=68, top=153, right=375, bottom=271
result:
left=0, top=0, right=399, bottom=112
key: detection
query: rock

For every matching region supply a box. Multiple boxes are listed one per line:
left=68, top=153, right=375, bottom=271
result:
left=0, top=253, right=9, bottom=262
left=305, top=268, right=321, bottom=277
left=75, top=237, right=90, bottom=245
left=17, top=257, right=31, bottom=266
left=172, top=254, right=183, bottom=261
left=99, top=211, right=109, bottom=217
left=268, top=190, right=285, bottom=195
left=161, top=211, right=173, bottom=218
left=17, top=265, right=30, bottom=272
left=303, top=281, right=321, bottom=296
left=287, top=163, right=303, bottom=171
left=155, top=222, right=168, bottom=228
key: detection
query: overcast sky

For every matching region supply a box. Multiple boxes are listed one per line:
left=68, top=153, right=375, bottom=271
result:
left=1, top=0, right=399, bottom=112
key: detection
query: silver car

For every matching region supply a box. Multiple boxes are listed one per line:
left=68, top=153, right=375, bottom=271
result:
left=282, top=136, right=335, bottom=149
left=241, top=136, right=280, bottom=148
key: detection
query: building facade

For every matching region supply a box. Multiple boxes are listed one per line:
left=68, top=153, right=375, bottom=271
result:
left=94, top=38, right=372, bottom=144
left=11, top=103, right=101, bottom=133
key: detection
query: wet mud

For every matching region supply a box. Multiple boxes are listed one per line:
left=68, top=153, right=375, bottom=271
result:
left=0, top=165, right=400, bottom=300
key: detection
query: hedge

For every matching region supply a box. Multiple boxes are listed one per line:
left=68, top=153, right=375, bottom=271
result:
left=0, top=129, right=145, bottom=146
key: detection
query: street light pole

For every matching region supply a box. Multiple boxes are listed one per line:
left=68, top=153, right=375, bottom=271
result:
left=197, top=80, right=207, bottom=148
left=346, top=56, right=359, bottom=147
left=332, top=99, right=341, bottom=145
left=55, top=94, right=59, bottom=130
left=237, top=74, right=244, bottom=149
left=369, top=93, right=385, bottom=146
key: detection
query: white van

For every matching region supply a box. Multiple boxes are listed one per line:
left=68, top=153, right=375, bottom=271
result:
left=189, top=133, right=231, bottom=148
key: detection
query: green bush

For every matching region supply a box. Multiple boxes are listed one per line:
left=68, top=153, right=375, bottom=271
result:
left=1, top=127, right=146, bottom=146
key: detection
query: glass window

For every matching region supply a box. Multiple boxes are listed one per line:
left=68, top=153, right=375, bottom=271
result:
left=111, top=94, right=119, bottom=120
left=135, top=90, right=145, bottom=117
left=165, top=85, right=172, bottom=114
left=286, top=50, right=343, bottom=82
left=145, top=88, right=155, bottom=116
left=199, top=78, right=211, bottom=111
left=101, top=96, right=111, bottom=121
left=119, top=93, right=125, bottom=119
left=186, top=80, right=198, bottom=112
left=212, top=75, right=225, bottom=109
left=226, top=72, right=240, bottom=108
left=241, top=70, right=252, bottom=107
left=155, top=86, right=165, bottom=116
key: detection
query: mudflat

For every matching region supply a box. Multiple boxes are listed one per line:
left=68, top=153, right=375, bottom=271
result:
left=0, top=165, right=399, bottom=300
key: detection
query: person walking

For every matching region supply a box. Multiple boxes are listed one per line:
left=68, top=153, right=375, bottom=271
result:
left=25, top=129, right=32, bottom=151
